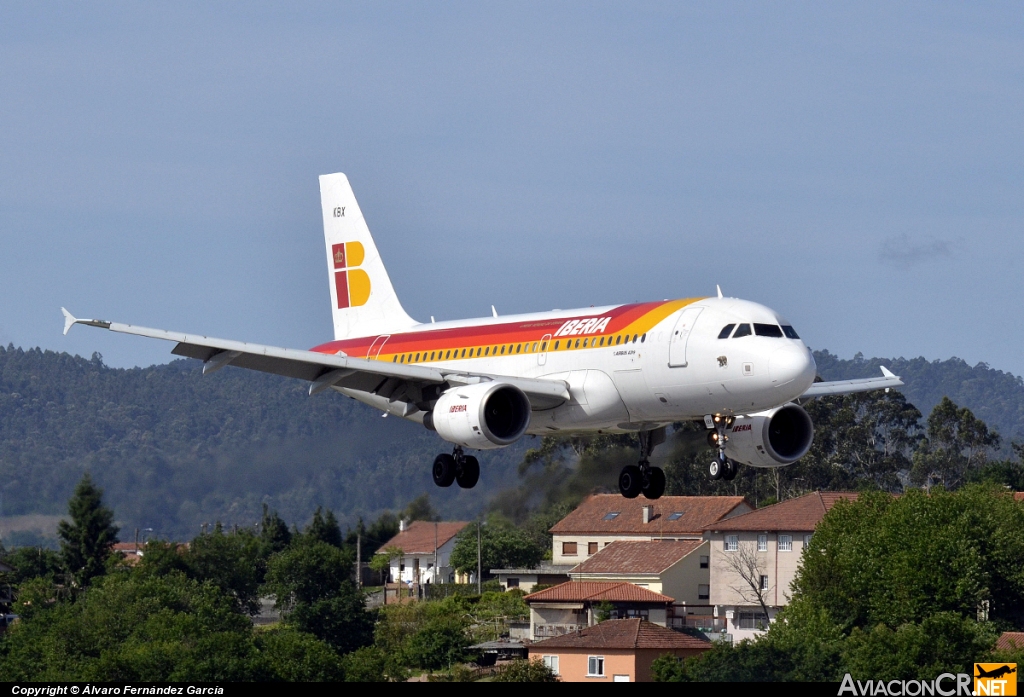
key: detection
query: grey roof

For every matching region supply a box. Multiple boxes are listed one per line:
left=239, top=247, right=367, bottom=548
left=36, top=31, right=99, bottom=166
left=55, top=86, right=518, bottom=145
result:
left=490, top=564, right=575, bottom=574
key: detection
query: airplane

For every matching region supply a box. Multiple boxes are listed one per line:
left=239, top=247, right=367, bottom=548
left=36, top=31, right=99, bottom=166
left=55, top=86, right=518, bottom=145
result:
left=975, top=665, right=1016, bottom=680
left=62, top=172, right=904, bottom=499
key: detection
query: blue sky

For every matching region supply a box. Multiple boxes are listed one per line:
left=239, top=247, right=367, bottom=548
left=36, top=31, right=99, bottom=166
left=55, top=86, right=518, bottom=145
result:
left=2, top=3, right=1022, bottom=376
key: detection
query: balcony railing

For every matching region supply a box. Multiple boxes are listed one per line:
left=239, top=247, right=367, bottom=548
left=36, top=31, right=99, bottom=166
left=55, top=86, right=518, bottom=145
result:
left=534, top=624, right=586, bottom=638
left=669, top=616, right=727, bottom=633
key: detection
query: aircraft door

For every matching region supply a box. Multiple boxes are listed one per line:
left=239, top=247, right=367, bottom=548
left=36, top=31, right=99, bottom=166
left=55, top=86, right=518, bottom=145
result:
left=538, top=334, right=552, bottom=366
left=668, top=308, right=703, bottom=368
left=367, top=335, right=390, bottom=360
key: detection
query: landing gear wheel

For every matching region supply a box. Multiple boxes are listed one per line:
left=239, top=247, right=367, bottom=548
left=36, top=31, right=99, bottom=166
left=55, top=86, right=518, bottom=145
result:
left=642, top=467, right=666, bottom=499
left=618, top=465, right=643, bottom=499
left=456, top=455, right=480, bottom=489
left=722, top=459, right=737, bottom=481
left=709, top=457, right=724, bottom=481
left=432, top=454, right=456, bottom=487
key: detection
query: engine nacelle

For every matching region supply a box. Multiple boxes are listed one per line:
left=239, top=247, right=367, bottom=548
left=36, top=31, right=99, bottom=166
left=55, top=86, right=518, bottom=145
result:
left=424, top=382, right=531, bottom=450
left=724, top=403, right=814, bottom=468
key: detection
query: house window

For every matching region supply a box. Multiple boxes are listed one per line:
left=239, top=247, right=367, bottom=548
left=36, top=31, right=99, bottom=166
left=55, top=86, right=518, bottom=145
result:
left=603, top=512, right=620, bottom=521
left=542, top=655, right=559, bottom=675
left=698, top=584, right=710, bottom=600
left=737, top=611, right=770, bottom=629
left=668, top=512, right=683, bottom=521
left=507, top=578, right=519, bottom=588
left=588, top=542, right=598, bottom=555
left=760, top=575, right=769, bottom=591
left=562, top=542, right=578, bottom=556
left=588, top=656, right=605, bottom=677
left=803, top=534, right=813, bottom=547
left=779, top=535, right=793, bottom=552
left=725, top=535, right=738, bottom=552
left=757, top=534, right=767, bottom=552
left=700, top=555, right=709, bottom=569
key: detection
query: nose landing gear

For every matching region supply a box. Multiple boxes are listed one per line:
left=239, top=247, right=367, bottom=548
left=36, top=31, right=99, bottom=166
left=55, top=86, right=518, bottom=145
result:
left=618, top=428, right=667, bottom=499
left=432, top=447, right=480, bottom=489
left=706, top=414, right=739, bottom=481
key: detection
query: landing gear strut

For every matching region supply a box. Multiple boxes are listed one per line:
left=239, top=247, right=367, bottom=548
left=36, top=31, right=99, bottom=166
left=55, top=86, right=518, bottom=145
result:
left=706, top=415, right=738, bottom=481
left=432, top=447, right=480, bottom=489
left=618, top=428, right=666, bottom=499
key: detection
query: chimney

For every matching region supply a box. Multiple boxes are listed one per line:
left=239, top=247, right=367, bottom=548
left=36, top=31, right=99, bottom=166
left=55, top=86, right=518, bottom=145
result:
left=399, top=519, right=407, bottom=532
left=642, top=505, right=652, bottom=525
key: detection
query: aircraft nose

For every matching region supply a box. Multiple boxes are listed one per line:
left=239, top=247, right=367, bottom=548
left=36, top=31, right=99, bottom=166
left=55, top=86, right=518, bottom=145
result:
left=769, top=345, right=816, bottom=390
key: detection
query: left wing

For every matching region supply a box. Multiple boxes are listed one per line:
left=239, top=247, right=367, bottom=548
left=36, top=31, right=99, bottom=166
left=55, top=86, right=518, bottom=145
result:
left=798, top=366, right=903, bottom=400
left=61, top=309, right=570, bottom=412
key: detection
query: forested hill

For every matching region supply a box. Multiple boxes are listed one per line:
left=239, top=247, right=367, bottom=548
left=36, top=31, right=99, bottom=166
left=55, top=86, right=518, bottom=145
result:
left=814, top=350, right=1024, bottom=445
left=2, top=345, right=1022, bottom=545
left=0, top=345, right=524, bottom=544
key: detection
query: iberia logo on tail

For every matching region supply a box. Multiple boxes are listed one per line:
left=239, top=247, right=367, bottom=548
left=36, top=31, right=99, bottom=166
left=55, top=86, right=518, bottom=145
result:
left=332, top=242, right=371, bottom=309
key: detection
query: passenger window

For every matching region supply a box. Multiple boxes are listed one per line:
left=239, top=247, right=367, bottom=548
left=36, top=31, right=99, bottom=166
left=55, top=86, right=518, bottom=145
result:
left=575, top=339, right=580, bottom=348
left=632, top=334, right=638, bottom=343
left=500, top=346, right=505, bottom=355
left=461, top=349, right=466, bottom=358
left=445, top=350, right=451, bottom=359
left=430, top=352, right=435, bottom=360
left=782, top=325, right=800, bottom=339
left=641, top=333, right=646, bottom=343
left=399, top=355, right=404, bottom=363
left=732, top=324, right=752, bottom=338
left=392, top=356, right=397, bottom=362
left=516, top=344, right=522, bottom=353
left=532, top=342, right=538, bottom=352
left=583, top=338, right=588, bottom=347
left=616, top=335, right=622, bottom=345
left=754, top=323, right=784, bottom=338
left=718, top=324, right=736, bottom=339
left=541, top=341, right=547, bottom=351
left=484, top=347, right=489, bottom=356
left=415, top=353, right=420, bottom=361
left=554, top=341, right=559, bottom=350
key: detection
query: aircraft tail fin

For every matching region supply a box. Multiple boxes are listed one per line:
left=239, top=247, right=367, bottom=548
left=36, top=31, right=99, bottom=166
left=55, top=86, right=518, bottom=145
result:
left=319, top=173, right=419, bottom=340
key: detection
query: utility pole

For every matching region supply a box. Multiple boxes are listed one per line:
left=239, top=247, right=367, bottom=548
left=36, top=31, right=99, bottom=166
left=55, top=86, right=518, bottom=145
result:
left=433, top=522, right=438, bottom=586
left=356, top=532, right=361, bottom=589
left=477, top=521, right=482, bottom=594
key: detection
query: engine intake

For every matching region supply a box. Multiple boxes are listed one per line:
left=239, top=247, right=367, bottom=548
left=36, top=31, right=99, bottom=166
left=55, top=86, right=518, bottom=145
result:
left=424, top=382, right=531, bottom=450
left=724, top=403, right=814, bottom=468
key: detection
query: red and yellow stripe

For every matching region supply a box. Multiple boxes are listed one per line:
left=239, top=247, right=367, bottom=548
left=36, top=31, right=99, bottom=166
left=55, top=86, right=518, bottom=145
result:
left=310, top=298, right=704, bottom=363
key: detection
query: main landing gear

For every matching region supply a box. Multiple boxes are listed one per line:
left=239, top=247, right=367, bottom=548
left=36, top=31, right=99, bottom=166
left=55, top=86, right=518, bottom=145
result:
left=618, top=428, right=666, bottom=500
left=432, top=447, right=480, bottom=489
left=706, top=415, right=738, bottom=481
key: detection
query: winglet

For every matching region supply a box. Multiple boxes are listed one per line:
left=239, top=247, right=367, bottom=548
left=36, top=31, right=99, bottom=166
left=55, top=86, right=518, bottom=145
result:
left=491, top=305, right=498, bottom=318
left=880, top=366, right=896, bottom=379
left=717, top=285, right=723, bottom=298
left=61, top=307, right=112, bottom=335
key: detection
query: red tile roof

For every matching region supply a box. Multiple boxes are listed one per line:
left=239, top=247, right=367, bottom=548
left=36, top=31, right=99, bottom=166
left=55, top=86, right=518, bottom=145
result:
left=377, top=521, right=469, bottom=555
left=704, top=491, right=859, bottom=532
left=529, top=618, right=711, bottom=650
left=549, top=494, right=751, bottom=535
left=524, top=581, right=673, bottom=604
left=571, top=540, right=704, bottom=575
left=996, top=632, right=1024, bottom=651
left=1014, top=492, right=1024, bottom=502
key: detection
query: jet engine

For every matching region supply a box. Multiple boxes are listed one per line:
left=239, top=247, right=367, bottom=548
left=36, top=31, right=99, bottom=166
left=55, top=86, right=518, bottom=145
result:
left=424, top=382, right=532, bottom=450
left=724, top=403, right=814, bottom=468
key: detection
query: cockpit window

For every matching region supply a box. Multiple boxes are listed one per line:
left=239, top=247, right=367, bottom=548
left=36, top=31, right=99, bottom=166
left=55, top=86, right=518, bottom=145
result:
left=782, top=325, right=800, bottom=339
left=718, top=324, right=736, bottom=339
left=732, top=323, right=752, bottom=338
left=754, top=323, right=784, bottom=338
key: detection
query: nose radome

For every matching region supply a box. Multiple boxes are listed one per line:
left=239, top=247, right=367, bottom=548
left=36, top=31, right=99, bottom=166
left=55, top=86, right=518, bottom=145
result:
left=769, top=345, right=816, bottom=389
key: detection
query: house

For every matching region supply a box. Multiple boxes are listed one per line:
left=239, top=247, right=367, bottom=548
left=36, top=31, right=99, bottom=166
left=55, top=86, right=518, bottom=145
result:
left=528, top=618, right=711, bottom=682
left=490, top=563, right=574, bottom=593
left=702, top=491, right=858, bottom=641
left=996, top=632, right=1024, bottom=651
left=112, top=541, right=144, bottom=564
left=524, top=581, right=673, bottom=641
left=548, top=494, right=752, bottom=565
left=377, top=520, right=468, bottom=586
left=1014, top=492, right=1024, bottom=503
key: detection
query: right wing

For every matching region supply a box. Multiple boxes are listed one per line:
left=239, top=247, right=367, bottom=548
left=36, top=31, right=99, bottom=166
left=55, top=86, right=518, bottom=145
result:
left=61, top=309, right=570, bottom=412
left=798, top=366, right=903, bottom=399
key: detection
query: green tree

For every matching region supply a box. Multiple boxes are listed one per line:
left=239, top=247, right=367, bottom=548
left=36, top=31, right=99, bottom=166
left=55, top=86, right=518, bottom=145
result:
left=183, top=525, right=264, bottom=615
left=57, top=474, right=119, bottom=588
left=449, top=519, right=544, bottom=575
left=343, top=646, right=408, bottom=682
left=264, top=539, right=372, bottom=654
left=403, top=616, right=471, bottom=670
left=306, top=506, right=343, bottom=548
left=0, top=546, right=63, bottom=585
left=403, top=494, right=438, bottom=523
left=259, top=504, right=291, bottom=555
left=255, top=627, right=346, bottom=681
left=491, top=658, right=558, bottom=682
left=912, top=397, right=1000, bottom=488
